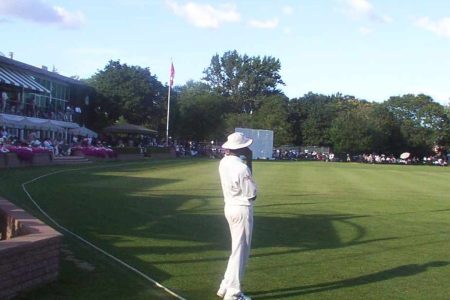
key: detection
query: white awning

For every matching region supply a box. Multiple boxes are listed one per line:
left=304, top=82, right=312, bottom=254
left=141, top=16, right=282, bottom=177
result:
left=0, top=113, right=80, bottom=132
left=0, top=65, right=50, bottom=93
left=49, top=119, right=80, bottom=129
left=0, top=113, right=25, bottom=128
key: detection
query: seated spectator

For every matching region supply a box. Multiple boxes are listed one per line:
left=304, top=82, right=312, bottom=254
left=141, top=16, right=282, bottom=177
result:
left=0, top=138, right=9, bottom=153
left=329, top=152, right=335, bottom=161
left=43, top=138, right=55, bottom=155
left=59, top=143, right=70, bottom=156
left=31, top=138, right=42, bottom=147
left=1, top=127, right=7, bottom=139
left=28, top=131, right=37, bottom=142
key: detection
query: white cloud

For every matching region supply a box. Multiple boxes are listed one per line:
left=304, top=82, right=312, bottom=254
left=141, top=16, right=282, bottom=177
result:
left=282, top=5, right=294, bottom=16
left=342, top=0, right=391, bottom=23
left=415, top=17, right=450, bottom=38
left=283, top=27, right=292, bottom=34
left=347, top=0, right=372, bottom=16
left=0, top=0, right=85, bottom=29
left=248, top=18, right=279, bottom=29
left=54, top=6, right=86, bottom=29
left=359, top=26, right=372, bottom=35
left=165, top=0, right=240, bottom=29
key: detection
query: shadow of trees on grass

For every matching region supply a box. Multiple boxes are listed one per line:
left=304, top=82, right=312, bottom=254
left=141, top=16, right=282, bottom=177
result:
left=249, top=261, right=450, bottom=299
left=23, top=162, right=450, bottom=299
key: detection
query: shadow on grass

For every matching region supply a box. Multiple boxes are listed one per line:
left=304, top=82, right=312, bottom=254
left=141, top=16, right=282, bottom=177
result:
left=30, top=170, right=397, bottom=277
left=13, top=162, right=406, bottom=298
left=248, top=261, right=450, bottom=299
left=86, top=198, right=390, bottom=266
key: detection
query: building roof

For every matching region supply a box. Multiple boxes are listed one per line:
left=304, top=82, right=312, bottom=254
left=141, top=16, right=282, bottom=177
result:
left=0, top=55, right=86, bottom=86
left=0, top=65, right=50, bottom=93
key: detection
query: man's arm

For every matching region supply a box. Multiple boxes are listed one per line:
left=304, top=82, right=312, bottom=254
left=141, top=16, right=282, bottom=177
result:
left=240, top=147, right=257, bottom=201
left=240, top=147, right=253, bottom=173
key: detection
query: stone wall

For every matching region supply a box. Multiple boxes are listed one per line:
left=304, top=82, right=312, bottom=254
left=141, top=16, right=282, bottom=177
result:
left=0, top=198, right=62, bottom=300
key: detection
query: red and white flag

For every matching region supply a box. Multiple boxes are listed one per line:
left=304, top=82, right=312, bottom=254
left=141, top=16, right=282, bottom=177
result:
left=169, top=63, right=175, bottom=87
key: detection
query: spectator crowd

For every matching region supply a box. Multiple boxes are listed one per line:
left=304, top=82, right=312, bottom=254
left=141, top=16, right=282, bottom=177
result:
left=272, top=148, right=448, bottom=166
left=1, top=124, right=448, bottom=168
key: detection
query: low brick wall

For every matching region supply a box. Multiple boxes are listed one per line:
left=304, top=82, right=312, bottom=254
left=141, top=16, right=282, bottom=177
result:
left=149, top=152, right=176, bottom=159
left=32, top=152, right=53, bottom=166
left=117, top=153, right=144, bottom=160
left=77, top=153, right=145, bottom=161
left=0, top=152, right=53, bottom=169
left=0, top=198, right=62, bottom=300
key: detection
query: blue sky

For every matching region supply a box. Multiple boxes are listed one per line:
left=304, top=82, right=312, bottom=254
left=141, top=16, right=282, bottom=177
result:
left=1, top=0, right=450, bottom=104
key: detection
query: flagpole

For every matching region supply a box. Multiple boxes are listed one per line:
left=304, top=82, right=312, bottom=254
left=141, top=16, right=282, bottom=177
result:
left=166, top=82, right=171, bottom=146
left=166, top=61, right=174, bottom=147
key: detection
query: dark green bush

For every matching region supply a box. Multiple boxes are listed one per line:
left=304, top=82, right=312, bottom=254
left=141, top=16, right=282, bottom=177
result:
left=146, top=146, right=171, bottom=154
left=112, top=147, right=141, bottom=154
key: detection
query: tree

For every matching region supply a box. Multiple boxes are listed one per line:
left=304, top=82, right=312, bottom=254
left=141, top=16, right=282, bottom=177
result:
left=252, top=94, right=293, bottom=146
left=87, top=60, right=166, bottom=130
left=203, top=50, right=284, bottom=113
left=289, top=93, right=337, bottom=146
left=173, top=81, right=229, bottom=141
left=223, top=113, right=254, bottom=136
left=329, top=108, right=371, bottom=154
left=223, top=94, right=293, bottom=146
left=329, top=103, right=401, bottom=154
left=383, top=94, right=450, bottom=155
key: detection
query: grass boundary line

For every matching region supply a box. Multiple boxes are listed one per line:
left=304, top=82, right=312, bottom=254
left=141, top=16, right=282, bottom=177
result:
left=21, top=163, right=186, bottom=300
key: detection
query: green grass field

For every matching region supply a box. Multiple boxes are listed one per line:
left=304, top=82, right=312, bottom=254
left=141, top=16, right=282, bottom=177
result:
left=1, top=159, right=450, bottom=300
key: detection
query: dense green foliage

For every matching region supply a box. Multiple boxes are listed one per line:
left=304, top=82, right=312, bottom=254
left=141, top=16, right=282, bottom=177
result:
left=383, top=94, right=450, bottom=154
left=203, top=50, right=284, bottom=113
left=2, top=160, right=450, bottom=300
left=112, top=146, right=141, bottom=154
left=171, top=81, right=229, bottom=141
left=329, top=102, right=401, bottom=154
left=287, top=93, right=449, bottom=156
left=87, top=60, right=167, bottom=132
left=83, top=52, right=450, bottom=156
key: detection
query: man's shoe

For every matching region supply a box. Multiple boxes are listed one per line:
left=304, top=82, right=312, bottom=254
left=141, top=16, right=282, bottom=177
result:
left=224, top=292, right=251, bottom=300
left=217, top=287, right=226, bottom=298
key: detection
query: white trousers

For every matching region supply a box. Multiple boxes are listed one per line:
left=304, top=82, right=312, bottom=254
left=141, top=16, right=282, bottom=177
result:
left=220, top=204, right=253, bottom=296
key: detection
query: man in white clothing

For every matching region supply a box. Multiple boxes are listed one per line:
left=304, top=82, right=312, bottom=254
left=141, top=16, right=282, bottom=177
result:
left=217, top=132, right=257, bottom=300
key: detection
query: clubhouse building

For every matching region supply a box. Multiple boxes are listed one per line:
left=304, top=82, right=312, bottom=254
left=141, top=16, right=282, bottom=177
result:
left=0, top=54, right=95, bottom=142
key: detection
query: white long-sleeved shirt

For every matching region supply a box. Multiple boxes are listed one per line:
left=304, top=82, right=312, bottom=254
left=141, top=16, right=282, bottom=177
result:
left=219, top=155, right=257, bottom=206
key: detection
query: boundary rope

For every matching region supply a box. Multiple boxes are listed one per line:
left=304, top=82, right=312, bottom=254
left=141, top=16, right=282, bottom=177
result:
left=21, top=163, right=186, bottom=300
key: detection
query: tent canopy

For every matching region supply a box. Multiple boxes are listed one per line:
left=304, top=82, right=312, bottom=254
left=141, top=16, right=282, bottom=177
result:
left=103, top=123, right=157, bottom=135
left=68, top=126, right=98, bottom=138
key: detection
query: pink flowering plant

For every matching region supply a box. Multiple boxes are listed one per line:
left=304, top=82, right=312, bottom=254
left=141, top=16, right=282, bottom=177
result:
left=5, top=146, right=52, bottom=161
left=71, top=146, right=117, bottom=158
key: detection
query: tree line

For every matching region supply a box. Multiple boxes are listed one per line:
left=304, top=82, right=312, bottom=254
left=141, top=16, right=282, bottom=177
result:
left=84, top=50, right=450, bottom=157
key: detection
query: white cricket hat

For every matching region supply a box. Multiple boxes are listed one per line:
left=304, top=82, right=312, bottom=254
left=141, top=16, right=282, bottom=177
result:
left=222, top=132, right=253, bottom=150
